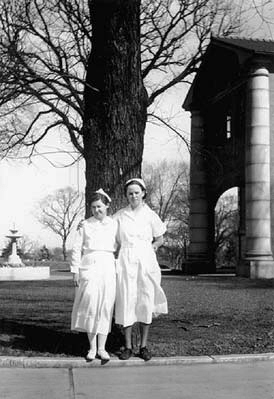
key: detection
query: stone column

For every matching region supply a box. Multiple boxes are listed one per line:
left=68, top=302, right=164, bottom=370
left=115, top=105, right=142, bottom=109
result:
left=187, top=110, right=213, bottom=273
left=245, top=62, right=274, bottom=278
left=236, top=186, right=247, bottom=276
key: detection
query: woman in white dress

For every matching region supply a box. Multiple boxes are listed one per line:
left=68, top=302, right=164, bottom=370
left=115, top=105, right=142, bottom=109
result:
left=71, top=189, right=117, bottom=361
left=114, top=178, right=168, bottom=361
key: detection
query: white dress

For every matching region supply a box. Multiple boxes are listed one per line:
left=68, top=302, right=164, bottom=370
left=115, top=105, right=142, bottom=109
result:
left=70, top=216, right=117, bottom=335
left=114, top=204, right=168, bottom=327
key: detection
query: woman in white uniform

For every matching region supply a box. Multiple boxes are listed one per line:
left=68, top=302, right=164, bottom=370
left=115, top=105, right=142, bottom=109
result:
left=114, top=178, right=168, bottom=361
left=71, top=189, right=117, bottom=361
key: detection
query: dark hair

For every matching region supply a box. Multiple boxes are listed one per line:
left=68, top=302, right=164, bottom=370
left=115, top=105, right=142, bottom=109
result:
left=89, top=192, right=110, bottom=206
left=124, top=180, right=147, bottom=199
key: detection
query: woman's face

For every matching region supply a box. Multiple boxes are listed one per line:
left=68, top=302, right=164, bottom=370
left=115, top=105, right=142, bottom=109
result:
left=126, top=184, right=145, bottom=209
left=90, top=199, right=109, bottom=221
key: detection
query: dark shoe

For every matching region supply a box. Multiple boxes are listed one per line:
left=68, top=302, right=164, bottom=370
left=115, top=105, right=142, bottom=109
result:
left=119, top=348, right=133, bottom=360
left=139, top=347, right=152, bottom=361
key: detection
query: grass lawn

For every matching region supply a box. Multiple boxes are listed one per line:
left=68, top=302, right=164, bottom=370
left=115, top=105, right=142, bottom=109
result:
left=0, top=275, right=273, bottom=358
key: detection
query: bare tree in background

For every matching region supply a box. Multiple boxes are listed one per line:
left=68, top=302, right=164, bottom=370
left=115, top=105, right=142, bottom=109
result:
left=36, top=187, right=85, bottom=260
left=143, top=160, right=189, bottom=268
left=17, top=236, right=41, bottom=259
left=144, top=161, right=239, bottom=269
left=215, top=194, right=239, bottom=268
left=0, top=0, right=270, bottom=209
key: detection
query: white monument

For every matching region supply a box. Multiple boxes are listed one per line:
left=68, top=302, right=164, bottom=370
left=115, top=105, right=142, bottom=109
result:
left=0, top=225, right=50, bottom=280
left=6, top=225, right=24, bottom=266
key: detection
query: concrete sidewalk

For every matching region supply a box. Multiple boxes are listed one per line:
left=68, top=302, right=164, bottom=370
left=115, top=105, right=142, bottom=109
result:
left=1, top=352, right=274, bottom=368
left=1, top=354, right=274, bottom=399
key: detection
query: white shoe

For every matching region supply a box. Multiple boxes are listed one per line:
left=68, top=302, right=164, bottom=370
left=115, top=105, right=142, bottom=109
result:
left=86, top=349, right=96, bottom=361
left=97, top=349, right=110, bottom=360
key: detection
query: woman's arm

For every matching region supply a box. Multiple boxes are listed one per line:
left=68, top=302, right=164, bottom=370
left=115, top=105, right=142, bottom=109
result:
left=72, top=272, right=80, bottom=287
left=70, top=227, right=84, bottom=286
left=152, top=235, right=164, bottom=252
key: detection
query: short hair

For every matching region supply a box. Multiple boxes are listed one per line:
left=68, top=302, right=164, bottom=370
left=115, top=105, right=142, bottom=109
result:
left=124, top=179, right=147, bottom=199
left=90, top=192, right=110, bottom=206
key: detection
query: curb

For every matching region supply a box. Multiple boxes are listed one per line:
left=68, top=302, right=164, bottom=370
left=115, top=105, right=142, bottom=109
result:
left=0, top=353, right=274, bottom=368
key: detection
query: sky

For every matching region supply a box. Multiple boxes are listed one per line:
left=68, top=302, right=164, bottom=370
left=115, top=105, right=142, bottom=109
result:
left=0, top=88, right=190, bottom=251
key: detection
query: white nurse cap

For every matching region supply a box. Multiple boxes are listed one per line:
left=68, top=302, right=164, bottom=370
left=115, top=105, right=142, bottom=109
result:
left=125, top=178, right=146, bottom=190
left=95, top=188, right=112, bottom=202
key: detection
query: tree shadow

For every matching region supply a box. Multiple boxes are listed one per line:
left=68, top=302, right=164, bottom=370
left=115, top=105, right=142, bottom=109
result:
left=176, top=276, right=274, bottom=290
left=0, top=319, right=124, bottom=357
left=209, top=277, right=274, bottom=290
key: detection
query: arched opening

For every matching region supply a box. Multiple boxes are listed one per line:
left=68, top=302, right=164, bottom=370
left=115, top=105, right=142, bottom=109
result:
left=214, top=187, right=239, bottom=272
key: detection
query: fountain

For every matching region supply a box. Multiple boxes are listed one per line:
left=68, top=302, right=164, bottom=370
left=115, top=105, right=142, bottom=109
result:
left=5, top=225, right=24, bottom=266
left=0, top=224, right=50, bottom=281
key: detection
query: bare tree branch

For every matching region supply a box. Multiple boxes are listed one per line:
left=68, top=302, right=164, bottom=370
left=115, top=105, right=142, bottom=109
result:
left=0, top=0, right=90, bottom=160
left=36, top=186, right=85, bottom=260
left=147, top=112, right=191, bottom=150
left=0, top=0, right=270, bottom=164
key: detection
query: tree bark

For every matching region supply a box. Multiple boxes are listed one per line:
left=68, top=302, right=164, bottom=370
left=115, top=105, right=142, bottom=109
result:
left=83, top=0, right=148, bottom=215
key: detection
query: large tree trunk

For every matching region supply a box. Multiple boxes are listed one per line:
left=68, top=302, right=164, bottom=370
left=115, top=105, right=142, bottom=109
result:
left=83, top=0, right=147, bottom=216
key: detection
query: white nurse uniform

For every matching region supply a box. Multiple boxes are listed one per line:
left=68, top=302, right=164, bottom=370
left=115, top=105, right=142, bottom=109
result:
left=70, top=216, right=117, bottom=335
left=114, top=204, right=168, bottom=327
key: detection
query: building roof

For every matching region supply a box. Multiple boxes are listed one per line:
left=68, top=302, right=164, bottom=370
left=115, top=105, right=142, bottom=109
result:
left=211, top=36, right=274, bottom=55
left=183, top=36, right=274, bottom=110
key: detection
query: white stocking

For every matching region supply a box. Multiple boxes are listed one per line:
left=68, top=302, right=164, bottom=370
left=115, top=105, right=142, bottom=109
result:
left=97, top=334, right=107, bottom=351
left=87, top=333, right=97, bottom=352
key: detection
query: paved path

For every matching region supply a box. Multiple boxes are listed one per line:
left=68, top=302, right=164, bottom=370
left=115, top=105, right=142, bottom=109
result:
left=1, top=356, right=274, bottom=399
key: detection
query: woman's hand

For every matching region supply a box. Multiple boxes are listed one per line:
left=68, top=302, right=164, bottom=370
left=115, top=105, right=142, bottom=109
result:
left=77, top=219, right=84, bottom=230
left=73, top=273, right=79, bottom=287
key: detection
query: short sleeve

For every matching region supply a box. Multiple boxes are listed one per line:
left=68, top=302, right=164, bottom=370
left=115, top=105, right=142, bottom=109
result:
left=150, top=210, right=166, bottom=238
left=70, top=227, right=84, bottom=273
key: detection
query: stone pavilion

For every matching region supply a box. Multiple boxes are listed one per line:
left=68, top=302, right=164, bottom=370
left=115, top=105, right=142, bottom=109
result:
left=183, top=37, right=274, bottom=278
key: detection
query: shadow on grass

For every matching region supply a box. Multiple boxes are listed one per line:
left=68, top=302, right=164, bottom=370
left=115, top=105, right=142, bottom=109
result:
left=163, top=275, right=274, bottom=289
left=196, top=276, right=274, bottom=290
left=0, top=319, right=124, bottom=357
